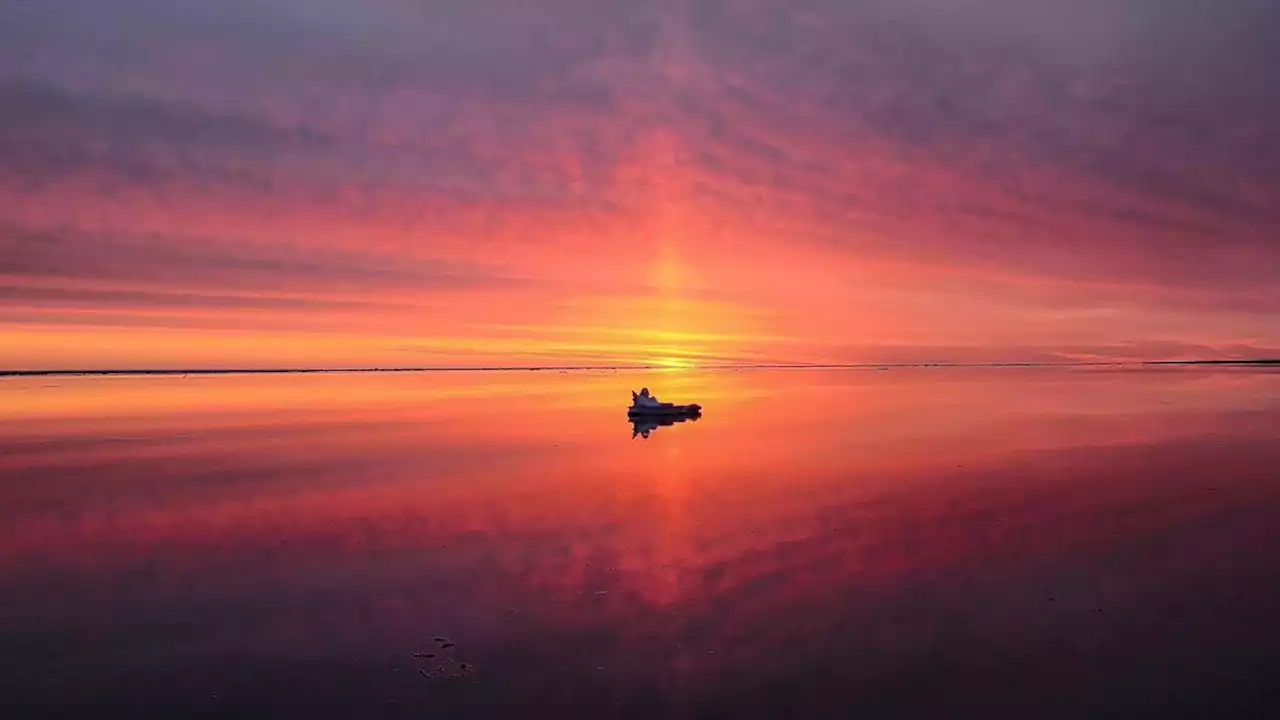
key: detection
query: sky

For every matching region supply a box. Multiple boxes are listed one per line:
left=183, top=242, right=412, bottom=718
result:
left=2, top=0, right=1279, bottom=369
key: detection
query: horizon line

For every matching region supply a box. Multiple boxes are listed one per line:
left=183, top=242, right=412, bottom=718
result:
left=2, top=359, right=1278, bottom=378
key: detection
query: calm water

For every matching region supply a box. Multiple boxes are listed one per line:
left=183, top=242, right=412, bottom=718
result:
left=3, top=368, right=1280, bottom=718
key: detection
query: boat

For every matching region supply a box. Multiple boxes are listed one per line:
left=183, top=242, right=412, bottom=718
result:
left=628, top=387, right=702, bottom=416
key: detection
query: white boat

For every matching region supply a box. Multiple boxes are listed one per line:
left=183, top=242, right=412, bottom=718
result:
left=628, top=388, right=702, bottom=416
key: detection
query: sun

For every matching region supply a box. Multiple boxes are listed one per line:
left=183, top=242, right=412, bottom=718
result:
left=651, top=355, right=697, bottom=370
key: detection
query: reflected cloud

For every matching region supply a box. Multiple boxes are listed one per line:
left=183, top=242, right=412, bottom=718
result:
left=5, top=370, right=1280, bottom=715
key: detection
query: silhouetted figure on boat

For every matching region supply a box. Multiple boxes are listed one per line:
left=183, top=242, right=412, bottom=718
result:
left=628, top=387, right=702, bottom=417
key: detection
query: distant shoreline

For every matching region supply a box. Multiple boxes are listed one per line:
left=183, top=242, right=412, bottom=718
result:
left=2, top=360, right=1277, bottom=378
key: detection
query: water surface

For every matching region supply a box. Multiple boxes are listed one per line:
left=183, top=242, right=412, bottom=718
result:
left=3, top=368, right=1280, bottom=717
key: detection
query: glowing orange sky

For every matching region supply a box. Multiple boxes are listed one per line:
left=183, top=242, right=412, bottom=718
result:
left=2, top=1, right=1279, bottom=369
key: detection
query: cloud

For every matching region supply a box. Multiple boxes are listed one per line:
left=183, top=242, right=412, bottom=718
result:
left=1, top=0, right=1279, bottom=363
left=0, top=221, right=521, bottom=296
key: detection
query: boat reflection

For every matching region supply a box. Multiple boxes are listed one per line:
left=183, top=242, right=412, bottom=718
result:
left=630, top=410, right=701, bottom=439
